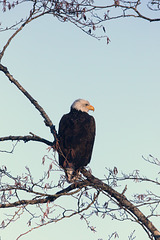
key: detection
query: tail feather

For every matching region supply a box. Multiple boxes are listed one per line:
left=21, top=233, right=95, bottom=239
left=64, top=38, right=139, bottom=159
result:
left=65, top=168, right=80, bottom=183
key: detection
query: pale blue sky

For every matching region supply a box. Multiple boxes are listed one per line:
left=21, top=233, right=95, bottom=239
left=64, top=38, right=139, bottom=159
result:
left=1, top=4, right=160, bottom=240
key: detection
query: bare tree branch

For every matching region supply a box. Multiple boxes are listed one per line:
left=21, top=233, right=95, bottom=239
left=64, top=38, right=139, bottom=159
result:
left=1, top=1, right=160, bottom=239
left=80, top=168, right=160, bottom=240
left=0, top=134, right=53, bottom=147
left=0, top=141, right=18, bottom=153
left=0, top=0, right=160, bottom=59
left=0, top=179, right=90, bottom=208
left=0, top=64, right=58, bottom=141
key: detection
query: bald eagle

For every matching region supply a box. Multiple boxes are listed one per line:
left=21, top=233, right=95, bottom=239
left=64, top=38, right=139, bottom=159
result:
left=58, top=99, right=95, bottom=182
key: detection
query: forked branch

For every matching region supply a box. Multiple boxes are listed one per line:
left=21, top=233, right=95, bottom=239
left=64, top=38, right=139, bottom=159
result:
left=81, top=168, right=160, bottom=240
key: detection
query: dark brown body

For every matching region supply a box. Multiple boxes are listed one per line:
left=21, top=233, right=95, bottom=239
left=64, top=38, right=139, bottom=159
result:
left=58, top=108, right=95, bottom=172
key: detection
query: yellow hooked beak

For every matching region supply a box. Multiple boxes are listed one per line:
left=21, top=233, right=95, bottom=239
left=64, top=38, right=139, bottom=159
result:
left=87, top=105, right=95, bottom=111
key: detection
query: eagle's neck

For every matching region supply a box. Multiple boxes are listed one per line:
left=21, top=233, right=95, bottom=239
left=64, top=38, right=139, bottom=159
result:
left=70, top=108, right=82, bottom=113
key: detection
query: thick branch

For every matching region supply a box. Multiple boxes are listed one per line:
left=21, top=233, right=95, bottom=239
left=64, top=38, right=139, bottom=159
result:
left=81, top=168, right=160, bottom=240
left=0, top=64, right=58, bottom=140
left=0, top=134, right=53, bottom=147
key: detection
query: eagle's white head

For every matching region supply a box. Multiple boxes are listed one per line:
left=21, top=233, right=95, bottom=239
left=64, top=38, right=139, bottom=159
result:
left=71, top=99, right=95, bottom=113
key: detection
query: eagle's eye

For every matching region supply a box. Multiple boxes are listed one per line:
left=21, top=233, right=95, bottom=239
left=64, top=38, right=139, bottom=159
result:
left=85, top=103, right=89, bottom=106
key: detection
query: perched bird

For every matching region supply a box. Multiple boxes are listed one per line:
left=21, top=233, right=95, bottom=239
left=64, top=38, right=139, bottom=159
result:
left=58, top=99, right=95, bottom=182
